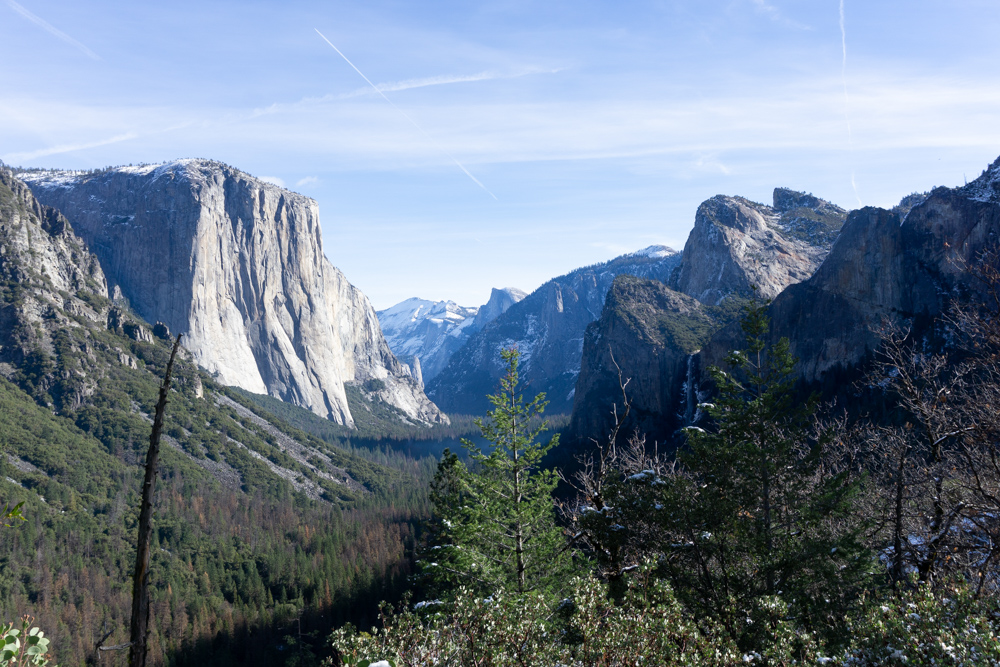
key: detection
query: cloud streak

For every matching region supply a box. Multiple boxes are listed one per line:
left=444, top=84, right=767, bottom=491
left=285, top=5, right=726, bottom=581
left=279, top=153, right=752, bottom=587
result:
left=2, top=132, right=136, bottom=163
left=338, top=67, right=561, bottom=99
left=5, top=0, right=100, bottom=60
left=839, top=0, right=862, bottom=205
left=314, top=29, right=498, bottom=200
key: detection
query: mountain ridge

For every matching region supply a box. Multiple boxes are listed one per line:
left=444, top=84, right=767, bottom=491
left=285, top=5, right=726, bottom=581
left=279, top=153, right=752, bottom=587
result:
left=426, top=245, right=682, bottom=415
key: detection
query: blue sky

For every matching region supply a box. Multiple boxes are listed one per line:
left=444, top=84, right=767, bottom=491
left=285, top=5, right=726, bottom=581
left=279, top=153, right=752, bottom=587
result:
left=2, top=1, right=999, bottom=309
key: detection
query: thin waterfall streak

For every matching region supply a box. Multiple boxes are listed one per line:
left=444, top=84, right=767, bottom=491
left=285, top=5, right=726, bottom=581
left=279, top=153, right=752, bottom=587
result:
left=314, top=29, right=498, bottom=200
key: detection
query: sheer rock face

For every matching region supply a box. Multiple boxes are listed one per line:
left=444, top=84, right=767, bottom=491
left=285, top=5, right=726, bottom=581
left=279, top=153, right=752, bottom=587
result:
left=20, top=160, right=446, bottom=427
left=566, top=189, right=844, bottom=444
left=427, top=246, right=682, bottom=416
left=568, top=276, right=713, bottom=445
left=0, top=166, right=108, bottom=405
left=750, top=160, right=1000, bottom=384
left=472, top=287, right=527, bottom=331
left=672, top=191, right=845, bottom=305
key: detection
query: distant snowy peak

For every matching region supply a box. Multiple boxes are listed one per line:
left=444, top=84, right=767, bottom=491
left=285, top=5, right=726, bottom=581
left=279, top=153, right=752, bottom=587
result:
left=377, top=288, right=525, bottom=385
left=378, top=298, right=477, bottom=334
left=627, top=244, right=679, bottom=259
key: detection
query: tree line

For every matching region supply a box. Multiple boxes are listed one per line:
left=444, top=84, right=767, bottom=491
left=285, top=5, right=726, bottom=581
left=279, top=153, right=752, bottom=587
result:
left=333, top=260, right=1000, bottom=665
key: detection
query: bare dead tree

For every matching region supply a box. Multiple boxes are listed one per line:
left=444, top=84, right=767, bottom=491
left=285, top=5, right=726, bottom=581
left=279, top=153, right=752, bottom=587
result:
left=559, top=350, right=650, bottom=590
left=128, top=334, right=183, bottom=667
left=862, top=320, right=979, bottom=588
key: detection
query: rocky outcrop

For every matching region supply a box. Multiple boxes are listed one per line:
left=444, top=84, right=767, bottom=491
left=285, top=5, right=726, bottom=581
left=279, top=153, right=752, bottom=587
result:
left=747, top=160, right=1000, bottom=383
left=567, top=189, right=845, bottom=444
left=20, top=160, right=445, bottom=427
left=0, top=166, right=110, bottom=407
left=376, top=287, right=525, bottom=385
left=672, top=190, right=846, bottom=305
left=472, top=287, right=527, bottom=331
left=427, top=246, right=681, bottom=415
left=567, top=276, right=725, bottom=445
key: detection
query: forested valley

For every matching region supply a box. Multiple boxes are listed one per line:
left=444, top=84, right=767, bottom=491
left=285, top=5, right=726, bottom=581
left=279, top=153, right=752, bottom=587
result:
left=4, top=155, right=1000, bottom=666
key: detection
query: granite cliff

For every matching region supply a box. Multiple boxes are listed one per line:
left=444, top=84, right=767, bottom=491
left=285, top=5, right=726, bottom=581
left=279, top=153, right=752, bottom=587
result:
left=567, top=188, right=845, bottom=444
left=427, top=246, right=681, bottom=415
left=19, top=160, right=445, bottom=427
left=672, top=190, right=846, bottom=304
left=568, top=276, right=740, bottom=445
left=0, top=165, right=110, bottom=408
left=749, top=158, right=1000, bottom=383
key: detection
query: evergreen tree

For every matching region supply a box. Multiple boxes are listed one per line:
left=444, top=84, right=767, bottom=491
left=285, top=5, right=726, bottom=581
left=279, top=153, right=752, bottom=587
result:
left=419, top=349, right=571, bottom=598
left=592, top=296, right=870, bottom=648
left=667, top=296, right=869, bottom=641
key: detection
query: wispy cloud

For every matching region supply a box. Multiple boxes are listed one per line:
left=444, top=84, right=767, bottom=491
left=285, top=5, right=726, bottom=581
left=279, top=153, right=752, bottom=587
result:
left=295, top=176, right=319, bottom=187
left=2, top=132, right=136, bottom=163
left=840, top=0, right=862, bottom=205
left=338, top=67, right=561, bottom=99
left=750, top=0, right=811, bottom=30
left=315, top=28, right=498, bottom=200
left=5, top=0, right=100, bottom=60
left=259, top=176, right=285, bottom=187
left=248, top=67, right=560, bottom=119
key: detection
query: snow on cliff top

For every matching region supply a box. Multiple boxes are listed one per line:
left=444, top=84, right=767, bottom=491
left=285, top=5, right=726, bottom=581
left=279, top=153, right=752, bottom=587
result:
left=17, top=158, right=308, bottom=194
left=962, top=157, right=1000, bottom=203
left=627, top=244, right=679, bottom=259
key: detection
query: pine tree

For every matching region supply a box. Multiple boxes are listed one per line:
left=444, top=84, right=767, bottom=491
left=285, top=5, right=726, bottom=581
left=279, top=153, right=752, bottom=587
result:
left=419, top=348, right=571, bottom=599
left=636, top=295, right=870, bottom=645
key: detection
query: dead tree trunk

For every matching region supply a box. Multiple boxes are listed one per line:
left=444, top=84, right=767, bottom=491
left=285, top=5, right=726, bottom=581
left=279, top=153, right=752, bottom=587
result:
left=129, top=334, right=182, bottom=667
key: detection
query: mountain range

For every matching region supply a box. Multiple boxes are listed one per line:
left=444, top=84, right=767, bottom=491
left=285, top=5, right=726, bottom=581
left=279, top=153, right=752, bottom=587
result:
left=425, top=245, right=683, bottom=415
left=0, top=162, right=439, bottom=665
left=376, top=287, right=526, bottom=385
left=4, top=148, right=1000, bottom=665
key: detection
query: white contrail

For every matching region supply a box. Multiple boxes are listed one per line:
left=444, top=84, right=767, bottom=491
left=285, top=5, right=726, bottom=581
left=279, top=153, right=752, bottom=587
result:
left=2, top=132, right=136, bottom=163
left=6, top=0, right=100, bottom=60
left=839, top=0, right=862, bottom=206
left=315, top=29, right=498, bottom=200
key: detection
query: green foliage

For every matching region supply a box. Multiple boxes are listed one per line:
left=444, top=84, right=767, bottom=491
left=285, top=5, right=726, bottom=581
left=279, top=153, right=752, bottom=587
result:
left=418, top=349, right=570, bottom=598
left=0, top=617, right=52, bottom=667
left=667, top=296, right=871, bottom=643
left=330, top=567, right=833, bottom=667
left=0, top=315, right=439, bottom=666
left=841, top=578, right=1000, bottom=666
left=0, top=503, right=24, bottom=529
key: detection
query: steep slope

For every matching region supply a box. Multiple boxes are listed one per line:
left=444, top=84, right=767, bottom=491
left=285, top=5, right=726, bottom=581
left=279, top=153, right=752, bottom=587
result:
left=376, top=287, right=525, bottom=385
left=567, top=276, right=741, bottom=445
left=740, top=159, right=1000, bottom=384
left=566, top=188, right=845, bottom=445
left=0, top=165, right=110, bottom=408
left=672, top=189, right=846, bottom=304
left=0, top=164, right=429, bottom=665
left=19, top=160, right=444, bottom=427
left=426, top=246, right=681, bottom=415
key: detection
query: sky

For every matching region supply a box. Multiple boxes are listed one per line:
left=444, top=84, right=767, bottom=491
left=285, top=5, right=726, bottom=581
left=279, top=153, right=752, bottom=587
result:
left=2, top=1, right=999, bottom=310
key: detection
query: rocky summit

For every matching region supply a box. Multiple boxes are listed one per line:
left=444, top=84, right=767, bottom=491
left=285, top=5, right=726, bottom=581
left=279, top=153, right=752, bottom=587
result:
left=566, top=188, right=845, bottom=445
left=19, top=160, right=446, bottom=427
left=672, top=189, right=846, bottom=304
left=753, top=158, right=1000, bottom=384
